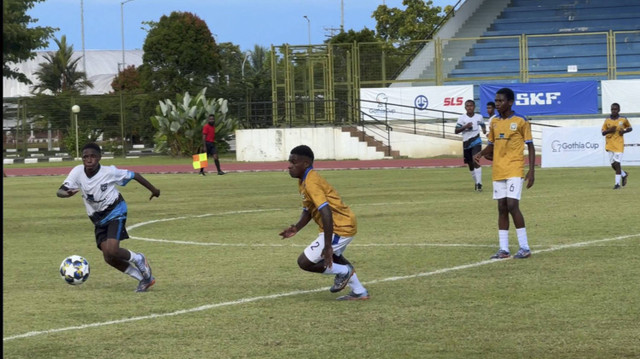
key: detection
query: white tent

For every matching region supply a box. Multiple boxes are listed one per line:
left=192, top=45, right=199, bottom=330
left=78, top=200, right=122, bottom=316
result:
left=3, top=49, right=144, bottom=98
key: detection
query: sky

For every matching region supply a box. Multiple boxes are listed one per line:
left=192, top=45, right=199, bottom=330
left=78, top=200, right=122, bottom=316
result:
left=27, top=0, right=456, bottom=53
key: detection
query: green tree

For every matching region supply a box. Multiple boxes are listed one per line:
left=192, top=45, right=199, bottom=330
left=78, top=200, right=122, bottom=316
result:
left=111, top=65, right=142, bottom=93
left=151, top=87, right=239, bottom=156
left=3, top=0, right=56, bottom=84
left=31, top=35, right=93, bottom=94
left=327, top=28, right=378, bottom=44
left=139, top=11, right=220, bottom=95
left=244, top=45, right=272, bottom=102
left=373, top=0, right=451, bottom=43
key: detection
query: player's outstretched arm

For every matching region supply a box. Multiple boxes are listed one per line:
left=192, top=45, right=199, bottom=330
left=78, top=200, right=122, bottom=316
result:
left=56, top=186, right=79, bottom=198
left=133, top=173, right=160, bottom=200
left=280, top=210, right=312, bottom=239
left=474, top=144, right=493, bottom=165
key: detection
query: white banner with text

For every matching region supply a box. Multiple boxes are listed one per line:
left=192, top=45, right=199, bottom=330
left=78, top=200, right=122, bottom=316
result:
left=542, top=126, right=640, bottom=168
left=359, top=85, right=473, bottom=121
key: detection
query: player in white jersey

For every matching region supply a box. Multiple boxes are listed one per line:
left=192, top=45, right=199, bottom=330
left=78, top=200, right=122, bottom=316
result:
left=57, top=143, right=161, bottom=292
left=455, top=100, right=486, bottom=191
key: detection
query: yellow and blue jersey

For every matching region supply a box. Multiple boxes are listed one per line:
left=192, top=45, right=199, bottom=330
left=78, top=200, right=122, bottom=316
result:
left=298, top=167, right=357, bottom=236
left=487, top=112, right=533, bottom=181
left=601, top=117, right=631, bottom=153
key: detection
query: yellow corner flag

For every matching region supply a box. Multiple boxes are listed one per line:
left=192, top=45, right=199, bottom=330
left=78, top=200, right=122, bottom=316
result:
left=192, top=153, right=208, bottom=169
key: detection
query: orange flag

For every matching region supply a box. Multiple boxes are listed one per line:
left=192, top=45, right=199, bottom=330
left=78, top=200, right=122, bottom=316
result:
left=192, top=153, right=208, bottom=169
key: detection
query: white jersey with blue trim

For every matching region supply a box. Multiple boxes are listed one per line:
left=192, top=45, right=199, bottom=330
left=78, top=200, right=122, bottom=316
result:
left=456, top=113, right=485, bottom=142
left=61, top=165, right=134, bottom=216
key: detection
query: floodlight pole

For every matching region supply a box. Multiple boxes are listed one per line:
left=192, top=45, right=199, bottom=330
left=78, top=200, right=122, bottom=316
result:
left=121, top=0, right=135, bottom=67
left=80, top=0, right=87, bottom=94
left=120, top=0, right=135, bottom=157
left=303, top=16, right=311, bottom=45
left=72, top=105, right=81, bottom=160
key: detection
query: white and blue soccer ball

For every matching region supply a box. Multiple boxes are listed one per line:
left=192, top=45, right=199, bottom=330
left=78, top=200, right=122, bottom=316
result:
left=60, top=255, right=90, bottom=285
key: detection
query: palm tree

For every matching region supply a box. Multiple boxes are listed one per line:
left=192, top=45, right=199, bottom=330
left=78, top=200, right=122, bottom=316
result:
left=31, top=35, right=93, bottom=95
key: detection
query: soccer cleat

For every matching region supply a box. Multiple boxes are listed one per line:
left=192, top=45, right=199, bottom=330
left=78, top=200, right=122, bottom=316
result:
left=135, top=276, right=156, bottom=292
left=513, top=248, right=531, bottom=259
left=199, top=169, right=206, bottom=176
left=337, top=290, right=370, bottom=301
left=476, top=183, right=483, bottom=192
left=613, top=184, right=621, bottom=190
left=622, top=173, right=628, bottom=187
left=217, top=171, right=226, bottom=175
left=329, top=264, right=354, bottom=293
left=135, top=253, right=152, bottom=280
left=490, top=249, right=510, bottom=259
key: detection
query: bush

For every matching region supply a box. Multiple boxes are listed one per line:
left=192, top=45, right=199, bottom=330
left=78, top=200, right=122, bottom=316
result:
left=150, top=88, right=239, bottom=156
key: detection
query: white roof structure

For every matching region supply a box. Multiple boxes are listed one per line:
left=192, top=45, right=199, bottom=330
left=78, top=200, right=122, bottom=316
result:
left=3, top=49, right=144, bottom=98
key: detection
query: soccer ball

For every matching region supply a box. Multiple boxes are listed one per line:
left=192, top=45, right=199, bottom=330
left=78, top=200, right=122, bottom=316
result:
left=60, top=255, right=90, bottom=285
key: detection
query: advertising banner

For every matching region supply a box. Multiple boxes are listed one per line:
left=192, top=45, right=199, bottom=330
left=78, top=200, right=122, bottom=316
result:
left=359, top=85, right=473, bottom=121
left=601, top=79, right=640, bottom=114
left=479, top=82, right=598, bottom=117
left=541, top=126, right=640, bottom=168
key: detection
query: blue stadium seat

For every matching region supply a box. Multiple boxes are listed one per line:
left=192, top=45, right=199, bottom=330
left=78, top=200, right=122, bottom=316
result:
left=446, top=0, right=640, bottom=84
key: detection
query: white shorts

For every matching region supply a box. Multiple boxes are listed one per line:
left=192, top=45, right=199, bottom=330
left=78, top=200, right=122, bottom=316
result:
left=303, top=233, right=354, bottom=264
left=608, top=151, right=623, bottom=164
left=493, top=177, right=524, bottom=200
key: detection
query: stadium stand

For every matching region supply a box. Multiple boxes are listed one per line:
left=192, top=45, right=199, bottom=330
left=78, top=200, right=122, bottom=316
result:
left=447, top=0, right=640, bottom=82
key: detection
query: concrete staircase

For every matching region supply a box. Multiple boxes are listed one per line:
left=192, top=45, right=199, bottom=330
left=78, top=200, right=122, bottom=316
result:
left=341, top=127, right=401, bottom=159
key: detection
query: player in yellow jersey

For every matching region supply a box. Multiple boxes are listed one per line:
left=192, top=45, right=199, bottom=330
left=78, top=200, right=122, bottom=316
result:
left=601, top=103, right=633, bottom=189
left=474, top=88, right=536, bottom=260
left=279, top=145, right=369, bottom=300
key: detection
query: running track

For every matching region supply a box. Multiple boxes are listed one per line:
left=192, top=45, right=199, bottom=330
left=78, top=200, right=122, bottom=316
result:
left=3, top=157, right=540, bottom=177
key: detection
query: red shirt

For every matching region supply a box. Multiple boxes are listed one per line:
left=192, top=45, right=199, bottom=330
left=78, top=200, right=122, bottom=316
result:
left=202, top=123, right=215, bottom=142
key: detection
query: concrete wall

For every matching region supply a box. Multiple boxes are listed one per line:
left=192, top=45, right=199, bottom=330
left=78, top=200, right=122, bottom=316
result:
left=235, top=117, right=640, bottom=162
left=235, top=127, right=387, bottom=162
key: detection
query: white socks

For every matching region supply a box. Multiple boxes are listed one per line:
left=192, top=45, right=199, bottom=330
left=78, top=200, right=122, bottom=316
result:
left=128, top=250, right=142, bottom=264
left=615, top=174, right=621, bottom=185
left=323, top=264, right=367, bottom=294
left=516, top=227, right=529, bottom=251
left=499, top=229, right=530, bottom=252
left=125, top=264, right=143, bottom=280
left=470, top=170, right=476, bottom=184
left=474, top=168, right=482, bottom=184
left=323, top=263, right=348, bottom=275
left=499, top=230, right=509, bottom=252
left=348, top=273, right=367, bottom=294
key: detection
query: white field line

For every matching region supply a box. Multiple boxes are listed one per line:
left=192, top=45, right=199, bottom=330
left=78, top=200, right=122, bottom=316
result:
left=4, top=233, right=638, bottom=342
left=128, top=206, right=497, bottom=248
left=128, top=236, right=498, bottom=248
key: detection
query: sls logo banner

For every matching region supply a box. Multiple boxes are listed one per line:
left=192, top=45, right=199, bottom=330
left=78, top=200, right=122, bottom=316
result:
left=480, top=82, right=598, bottom=116
left=360, top=85, right=473, bottom=120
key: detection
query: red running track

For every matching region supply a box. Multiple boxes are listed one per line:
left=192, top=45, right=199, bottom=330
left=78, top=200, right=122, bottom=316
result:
left=4, top=157, right=539, bottom=177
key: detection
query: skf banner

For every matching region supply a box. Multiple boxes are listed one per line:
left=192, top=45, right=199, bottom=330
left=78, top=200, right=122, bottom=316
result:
left=359, top=85, right=473, bottom=120
left=479, top=82, right=598, bottom=117
left=601, top=79, right=640, bottom=113
left=541, top=126, right=640, bottom=168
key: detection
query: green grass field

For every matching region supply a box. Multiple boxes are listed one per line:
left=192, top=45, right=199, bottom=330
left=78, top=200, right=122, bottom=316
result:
left=3, top=166, right=639, bottom=358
